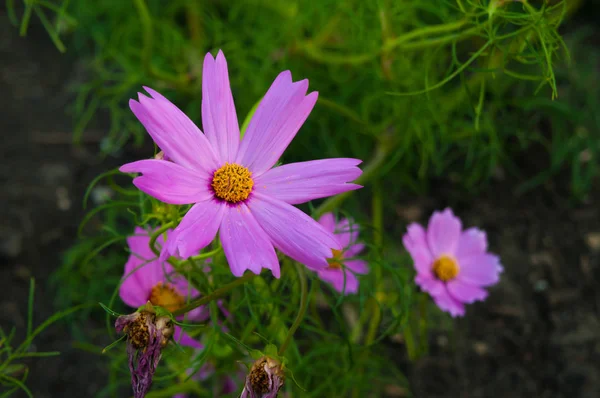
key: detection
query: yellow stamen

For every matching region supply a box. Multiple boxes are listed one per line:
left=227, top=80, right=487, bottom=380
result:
left=149, top=282, right=185, bottom=312
left=432, top=255, right=459, bottom=282
left=211, top=162, right=254, bottom=203
left=327, top=249, right=344, bottom=269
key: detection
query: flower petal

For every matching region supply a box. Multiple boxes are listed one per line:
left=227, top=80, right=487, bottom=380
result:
left=344, top=259, right=369, bottom=274
left=415, top=273, right=444, bottom=296
left=344, top=242, right=365, bottom=258
left=173, top=326, right=203, bottom=349
left=431, top=286, right=465, bottom=317
left=236, top=71, right=318, bottom=176
left=447, top=279, right=488, bottom=303
left=426, top=208, right=462, bottom=257
left=335, top=217, right=360, bottom=249
left=220, top=204, right=280, bottom=278
left=120, top=227, right=168, bottom=307
left=402, top=223, right=433, bottom=276
left=456, top=253, right=502, bottom=286
left=120, top=159, right=213, bottom=205
left=202, top=50, right=240, bottom=163
left=254, top=158, right=362, bottom=204
left=318, top=212, right=336, bottom=234
left=249, top=193, right=341, bottom=269
left=162, top=200, right=225, bottom=260
left=456, top=227, right=488, bottom=259
left=317, top=268, right=359, bottom=295
left=131, top=87, right=219, bottom=173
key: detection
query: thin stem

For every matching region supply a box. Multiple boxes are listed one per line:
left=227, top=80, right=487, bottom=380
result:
left=172, top=272, right=255, bottom=317
left=148, top=222, right=174, bottom=257
left=278, top=262, right=308, bottom=356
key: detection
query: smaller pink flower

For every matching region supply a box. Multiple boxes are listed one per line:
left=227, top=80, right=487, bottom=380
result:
left=119, top=226, right=208, bottom=348
left=314, top=213, right=369, bottom=295
left=403, top=208, right=503, bottom=317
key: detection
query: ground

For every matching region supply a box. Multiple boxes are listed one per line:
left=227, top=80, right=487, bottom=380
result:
left=1, top=11, right=599, bottom=398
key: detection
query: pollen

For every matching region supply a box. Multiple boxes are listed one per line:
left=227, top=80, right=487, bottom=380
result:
left=249, top=358, right=271, bottom=394
left=211, top=162, right=254, bottom=203
left=128, top=312, right=152, bottom=350
left=327, top=249, right=344, bottom=269
left=432, top=255, right=459, bottom=282
left=149, top=282, right=185, bottom=312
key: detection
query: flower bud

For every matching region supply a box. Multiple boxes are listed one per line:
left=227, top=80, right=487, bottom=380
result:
left=115, top=305, right=174, bottom=398
left=240, top=356, right=285, bottom=398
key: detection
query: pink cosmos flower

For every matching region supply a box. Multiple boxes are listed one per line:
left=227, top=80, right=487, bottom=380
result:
left=315, top=213, right=368, bottom=294
left=402, top=208, right=503, bottom=317
left=120, top=50, right=362, bottom=278
left=119, top=226, right=208, bottom=348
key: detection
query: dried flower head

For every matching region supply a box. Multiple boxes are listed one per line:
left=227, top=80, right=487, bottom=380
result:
left=115, top=305, right=174, bottom=398
left=240, top=356, right=285, bottom=398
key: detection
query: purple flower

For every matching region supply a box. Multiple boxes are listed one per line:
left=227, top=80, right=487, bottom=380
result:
left=240, top=357, right=284, bottom=398
left=402, top=208, right=503, bottom=317
left=120, top=50, right=362, bottom=279
left=314, top=213, right=369, bottom=294
left=115, top=307, right=174, bottom=398
left=119, top=226, right=207, bottom=348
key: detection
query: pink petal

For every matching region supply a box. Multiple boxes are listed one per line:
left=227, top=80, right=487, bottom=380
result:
left=344, top=259, right=369, bottom=274
left=456, top=227, right=488, bottom=259
left=317, top=268, right=359, bottom=295
left=253, top=158, right=362, bottom=204
left=120, top=159, right=212, bottom=205
left=402, top=224, right=433, bottom=276
left=335, top=218, right=360, bottom=249
left=163, top=200, right=225, bottom=260
left=131, top=88, right=219, bottom=173
left=431, top=286, right=465, bottom=317
left=456, top=253, right=502, bottom=286
left=173, top=326, right=203, bottom=349
left=318, top=212, right=336, bottom=234
left=202, top=50, right=240, bottom=163
left=447, top=280, right=488, bottom=303
left=426, top=208, right=462, bottom=257
left=415, top=273, right=444, bottom=296
left=235, top=71, right=318, bottom=176
left=344, top=242, right=365, bottom=258
left=120, top=227, right=169, bottom=307
left=248, top=193, right=341, bottom=269
left=220, top=204, right=280, bottom=278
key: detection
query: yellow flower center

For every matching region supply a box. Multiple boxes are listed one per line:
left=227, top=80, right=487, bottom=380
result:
left=327, top=249, right=344, bottom=269
left=211, top=162, right=254, bottom=203
left=432, top=255, right=459, bottom=282
left=149, top=282, right=185, bottom=312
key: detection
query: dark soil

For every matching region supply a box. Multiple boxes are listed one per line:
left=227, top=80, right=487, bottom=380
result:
left=2, top=9, right=600, bottom=398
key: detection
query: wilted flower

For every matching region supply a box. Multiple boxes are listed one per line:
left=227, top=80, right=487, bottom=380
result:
left=240, top=356, right=285, bottom=398
left=119, top=226, right=207, bottom=348
left=120, top=50, right=362, bottom=279
left=115, top=306, right=174, bottom=398
left=314, top=213, right=368, bottom=294
left=402, top=208, right=503, bottom=317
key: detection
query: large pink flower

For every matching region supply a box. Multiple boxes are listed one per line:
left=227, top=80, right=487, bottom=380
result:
left=314, top=213, right=368, bottom=294
left=402, top=208, right=503, bottom=317
left=120, top=50, right=362, bottom=278
left=119, top=226, right=207, bottom=348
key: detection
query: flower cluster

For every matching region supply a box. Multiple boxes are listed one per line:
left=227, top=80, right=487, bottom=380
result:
left=113, top=50, right=504, bottom=397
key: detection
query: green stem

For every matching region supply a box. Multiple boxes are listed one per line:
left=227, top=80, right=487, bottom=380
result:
left=278, top=262, right=308, bottom=356
left=148, top=223, right=174, bottom=257
left=172, top=272, right=255, bottom=317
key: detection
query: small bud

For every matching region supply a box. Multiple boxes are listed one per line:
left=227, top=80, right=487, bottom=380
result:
left=240, top=356, right=284, bottom=398
left=115, top=305, right=174, bottom=398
